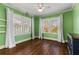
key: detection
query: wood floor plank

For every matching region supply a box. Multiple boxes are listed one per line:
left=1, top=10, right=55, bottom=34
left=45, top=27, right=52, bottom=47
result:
left=0, top=39, right=69, bottom=55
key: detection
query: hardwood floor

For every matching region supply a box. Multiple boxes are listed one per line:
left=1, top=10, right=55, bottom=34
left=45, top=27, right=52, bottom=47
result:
left=0, top=39, right=69, bottom=55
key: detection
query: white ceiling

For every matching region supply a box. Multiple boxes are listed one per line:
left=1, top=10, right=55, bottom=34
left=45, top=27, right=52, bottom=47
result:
left=5, top=3, right=73, bottom=17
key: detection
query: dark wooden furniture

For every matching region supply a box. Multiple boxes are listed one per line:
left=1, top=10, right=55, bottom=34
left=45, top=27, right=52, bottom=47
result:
left=67, top=33, right=79, bottom=55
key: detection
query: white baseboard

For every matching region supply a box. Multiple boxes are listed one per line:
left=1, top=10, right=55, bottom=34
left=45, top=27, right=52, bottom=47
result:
left=43, top=37, right=58, bottom=41
left=64, top=40, right=68, bottom=43
left=42, top=37, right=65, bottom=43
left=0, top=45, right=5, bottom=49
left=34, top=36, right=39, bottom=39
left=16, top=38, right=31, bottom=44
left=59, top=39, right=65, bottom=43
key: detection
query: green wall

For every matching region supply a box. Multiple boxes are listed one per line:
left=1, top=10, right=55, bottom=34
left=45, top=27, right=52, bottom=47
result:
left=0, top=4, right=6, bottom=46
left=34, top=16, right=40, bottom=37
left=73, top=4, right=79, bottom=34
left=43, top=33, right=58, bottom=39
left=15, top=34, right=31, bottom=42
left=0, top=5, right=6, bottom=19
left=63, top=11, right=73, bottom=40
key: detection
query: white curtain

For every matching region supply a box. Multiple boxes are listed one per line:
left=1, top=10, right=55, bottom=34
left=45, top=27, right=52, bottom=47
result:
left=31, top=17, right=34, bottom=39
left=39, top=17, right=42, bottom=39
left=57, top=15, right=64, bottom=43
left=5, top=8, right=16, bottom=48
